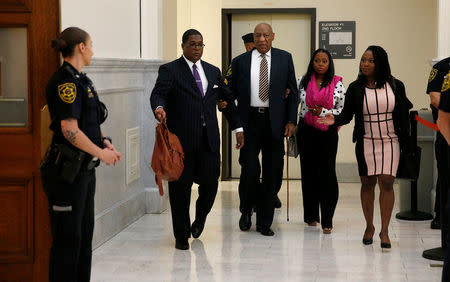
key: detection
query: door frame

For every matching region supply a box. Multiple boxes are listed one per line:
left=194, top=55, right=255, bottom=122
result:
left=0, top=0, right=60, bottom=281
left=221, top=8, right=316, bottom=179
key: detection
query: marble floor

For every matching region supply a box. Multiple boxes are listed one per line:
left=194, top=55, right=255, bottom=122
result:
left=91, top=181, right=443, bottom=282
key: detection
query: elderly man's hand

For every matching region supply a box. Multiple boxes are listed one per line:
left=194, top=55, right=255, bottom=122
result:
left=284, top=122, right=295, bottom=137
left=235, top=132, right=244, bottom=149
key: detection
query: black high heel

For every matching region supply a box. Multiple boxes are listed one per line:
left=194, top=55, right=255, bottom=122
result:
left=379, top=233, right=391, bottom=250
left=362, top=238, right=373, bottom=245
left=362, top=226, right=375, bottom=245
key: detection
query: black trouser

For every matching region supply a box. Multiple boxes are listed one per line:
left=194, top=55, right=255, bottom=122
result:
left=435, top=133, right=446, bottom=218
left=297, top=121, right=339, bottom=228
left=441, top=145, right=450, bottom=281
left=238, top=108, right=284, bottom=228
left=168, top=128, right=220, bottom=240
left=41, top=162, right=96, bottom=282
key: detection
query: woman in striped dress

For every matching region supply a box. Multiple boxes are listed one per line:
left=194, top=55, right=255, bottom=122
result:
left=318, top=46, right=412, bottom=249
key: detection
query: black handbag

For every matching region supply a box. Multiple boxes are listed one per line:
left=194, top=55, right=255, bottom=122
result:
left=397, top=146, right=421, bottom=180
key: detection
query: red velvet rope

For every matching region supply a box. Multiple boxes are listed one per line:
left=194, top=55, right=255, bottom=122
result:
left=415, top=114, right=439, bottom=132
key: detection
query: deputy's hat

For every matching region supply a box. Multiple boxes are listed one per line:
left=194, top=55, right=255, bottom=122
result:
left=241, top=33, right=254, bottom=43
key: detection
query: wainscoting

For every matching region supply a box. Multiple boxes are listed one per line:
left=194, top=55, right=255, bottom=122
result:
left=84, top=58, right=168, bottom=248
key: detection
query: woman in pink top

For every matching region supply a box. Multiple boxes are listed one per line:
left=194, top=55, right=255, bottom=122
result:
left=296, top=48, right=346, bottom=234
left=319, top=46, right=412, bottom=249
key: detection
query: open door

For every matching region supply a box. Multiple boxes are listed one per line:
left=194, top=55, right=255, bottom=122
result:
left=0, top=1, right=59, bottom=281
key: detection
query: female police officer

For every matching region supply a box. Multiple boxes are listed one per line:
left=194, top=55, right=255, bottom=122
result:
left=41, top=27, right=121, bottom=282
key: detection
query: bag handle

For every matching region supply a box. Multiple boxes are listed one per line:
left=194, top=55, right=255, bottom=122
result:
left=159, top=122, right=184, bottom=159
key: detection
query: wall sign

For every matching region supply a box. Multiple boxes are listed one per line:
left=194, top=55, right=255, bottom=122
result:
left=319, top=21, right=355, bottom=59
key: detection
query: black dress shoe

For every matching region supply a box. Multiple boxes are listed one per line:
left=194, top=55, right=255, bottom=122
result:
left=274, top=196, right=282, bottom=209
left=191, top=220, right=205, bottom=239
left=239, top=212, right=252, bottom=231
left=175, top=239, right=189, bottom=250
left=256, top=225, right=274, bottom=236
left=430, top=217, right=441, bottom=230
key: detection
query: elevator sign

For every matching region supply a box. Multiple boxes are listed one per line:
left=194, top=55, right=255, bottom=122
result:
left=319, top=21, right=355, bottom=59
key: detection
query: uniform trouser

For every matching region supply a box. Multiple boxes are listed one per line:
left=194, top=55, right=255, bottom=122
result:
left=168, top=129, right=220, bottom=240
left=238, top=109, right=284, bottom=228
left=297, top=121, right=339, bottom=229
left=42, top=162, right=96, bottom=282
left=434, top=133, right=446, bottom=218
left=441, top=145, right=450, bottom=282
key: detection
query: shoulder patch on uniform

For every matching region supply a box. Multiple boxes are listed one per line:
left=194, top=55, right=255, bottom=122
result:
left=58, top=83, right=77, bottom=103
left=428, top=68, right=438, bottom=82
left=442, top=72, right=450, bottom=93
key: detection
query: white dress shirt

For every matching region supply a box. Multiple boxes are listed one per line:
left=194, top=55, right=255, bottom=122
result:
left=250, top=48, right=271, bottom=107
left=183, top=55, right=208, bottom=94
left=157, top=56, right=243, bottom=133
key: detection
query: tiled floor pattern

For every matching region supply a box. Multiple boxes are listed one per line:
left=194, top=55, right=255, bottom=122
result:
left=92, top=181, right=443, bottom=281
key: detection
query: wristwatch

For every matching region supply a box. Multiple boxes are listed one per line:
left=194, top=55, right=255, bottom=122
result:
left=102, top=136, right=112, bottom=144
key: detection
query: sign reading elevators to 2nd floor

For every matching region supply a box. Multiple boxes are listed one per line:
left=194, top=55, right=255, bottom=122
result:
left=319, top=21, right=356, bottom=59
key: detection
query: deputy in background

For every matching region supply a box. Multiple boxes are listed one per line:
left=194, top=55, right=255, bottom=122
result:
left=223, top=33, right=255, bottom=87
left=41, top=27, right=122, bottom=282
left=437, top=66, right=450, bottom=282
left=427, top=57, right=450, bottom=229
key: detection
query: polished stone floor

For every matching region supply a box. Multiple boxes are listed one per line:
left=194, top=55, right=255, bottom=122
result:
left=91, top=181, right=442, bottom=281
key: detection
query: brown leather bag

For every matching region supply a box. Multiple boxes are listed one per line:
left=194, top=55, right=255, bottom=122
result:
left=151, top=123, right=184, bottom=195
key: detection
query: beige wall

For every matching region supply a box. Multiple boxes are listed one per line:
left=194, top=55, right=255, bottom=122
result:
left=162, top=0, right=438, bottom=165
left=222, top=0, right=438, bottom=109
left=61, top=0, right=163, bottom=59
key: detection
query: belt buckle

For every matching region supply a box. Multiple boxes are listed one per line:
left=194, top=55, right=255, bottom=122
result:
left=257, top=107, right=265, bottom=113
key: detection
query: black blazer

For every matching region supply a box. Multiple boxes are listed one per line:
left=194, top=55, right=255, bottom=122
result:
left=150, top=57, right=241, bottom=152
left=334, top=77, right=413, bottom=151
left=231, top=48, right=299, bottom=139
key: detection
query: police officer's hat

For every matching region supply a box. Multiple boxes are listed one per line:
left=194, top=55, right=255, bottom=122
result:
left=241, top=33, right=254, bottom=43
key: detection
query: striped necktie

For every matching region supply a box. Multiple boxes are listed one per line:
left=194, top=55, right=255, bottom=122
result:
left=259, top=54, right=269, bottom=102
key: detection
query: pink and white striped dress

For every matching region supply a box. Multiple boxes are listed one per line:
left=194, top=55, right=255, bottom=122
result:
left=362, top=83, right=400, bottom=176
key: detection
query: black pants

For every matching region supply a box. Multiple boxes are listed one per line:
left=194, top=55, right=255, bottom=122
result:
left=168, top=129, right=220, bottom=240
left=441, top=145, right=450, bottom=281
left=297, top=121, right=339, bottom=228
left=238, top=108, right=284, bottom=228
left=434, top=133, right=446, bottom=218
left=42, top=162, right=96, bottom=282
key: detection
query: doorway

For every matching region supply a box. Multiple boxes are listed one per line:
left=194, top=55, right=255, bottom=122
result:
left=221, top=8, right=316, bottom=179
left=0, top=1, right=59, bottom=281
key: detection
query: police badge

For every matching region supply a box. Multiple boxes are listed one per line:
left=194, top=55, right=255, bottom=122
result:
left=58, top=83, right=77, bottom=103
left=428, top=68, right=437, bottom=82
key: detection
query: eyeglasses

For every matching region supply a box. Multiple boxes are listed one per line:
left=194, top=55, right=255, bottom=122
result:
left=188, top=43, right=205, bottom=48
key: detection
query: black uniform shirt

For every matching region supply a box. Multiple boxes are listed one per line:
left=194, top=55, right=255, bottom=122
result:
left=45, top=61, right=104, bottom=148
left=439, top=72, right=450, bottom=113
left=427, top=57, right=450, bottom=120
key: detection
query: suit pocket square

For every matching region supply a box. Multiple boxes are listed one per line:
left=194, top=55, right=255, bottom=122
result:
left=213, top=85, right=219, bottom=88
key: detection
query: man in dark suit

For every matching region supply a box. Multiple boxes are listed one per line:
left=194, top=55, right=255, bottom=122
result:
left=150, top=29, right=243, bottom=250
left=231, top=23, right=298, bottom=236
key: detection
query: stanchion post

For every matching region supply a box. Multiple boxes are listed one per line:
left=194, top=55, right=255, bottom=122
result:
left=396, top=111, right=433, bottom=221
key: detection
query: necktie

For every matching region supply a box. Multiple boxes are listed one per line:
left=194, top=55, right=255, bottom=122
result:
left=259, top=54, right=269, bottom=102
left=192, top=64, right=204, bottom=97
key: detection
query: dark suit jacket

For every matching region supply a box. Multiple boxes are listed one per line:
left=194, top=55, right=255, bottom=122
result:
left=150, top=56, right=241, bottom=153
left=231, top=48, right=299, bottom=139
